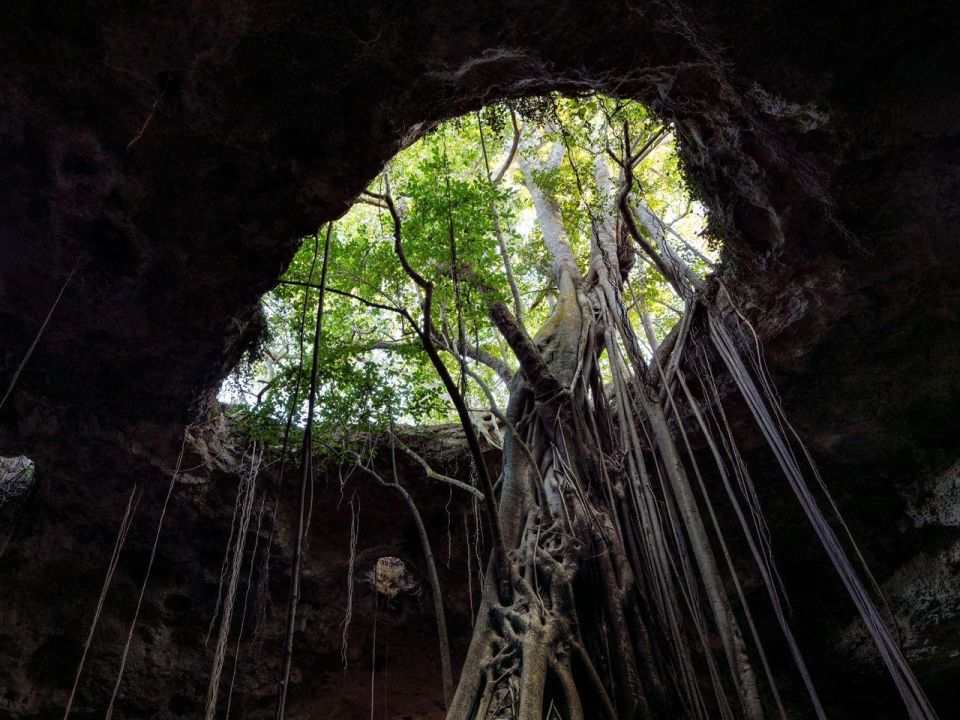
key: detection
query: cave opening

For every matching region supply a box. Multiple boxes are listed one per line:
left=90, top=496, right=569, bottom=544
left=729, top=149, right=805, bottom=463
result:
left=221, top=94, right=715, bottom=423
left=203, top=94, right=932, bottom=720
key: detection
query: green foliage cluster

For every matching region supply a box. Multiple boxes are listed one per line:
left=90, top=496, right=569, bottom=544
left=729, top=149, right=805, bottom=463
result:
left=220, top=94, right=716, bottom=444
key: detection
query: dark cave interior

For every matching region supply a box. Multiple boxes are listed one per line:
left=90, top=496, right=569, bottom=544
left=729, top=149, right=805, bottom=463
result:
left=1, top=2, right=959, bottom=718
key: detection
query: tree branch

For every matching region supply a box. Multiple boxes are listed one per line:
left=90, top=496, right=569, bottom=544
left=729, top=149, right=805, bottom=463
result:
left=518, top=138, right=580, bottom=284
left=478, top=110, right=526, bottom=325
left=276, top=222, right=333, bottom=720
left=492, top=110, right=522, bottom=183
left=488, top=300, right=562, bottom=403
left=378, top=182, right=510, bottom=593
left=393, top=437, right=485, bottom=501
left=278, top=280, right=413, bottom=322
left=434, top=330, right=514, bottom=385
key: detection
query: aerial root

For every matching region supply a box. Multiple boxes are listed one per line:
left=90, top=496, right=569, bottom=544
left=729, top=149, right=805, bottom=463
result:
left=63, top=483, right=140, bottom=720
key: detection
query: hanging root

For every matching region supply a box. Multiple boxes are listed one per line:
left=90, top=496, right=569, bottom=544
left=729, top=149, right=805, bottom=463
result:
left=708, top=309, right=938, bottom=720
left=341, top=494, right=360, bottom=671
left=205, top=445, right=262, bottom=720
left=105, top=430, right=188, bottom=720
left=206, top=467, right=247, bottom=646
left=64, top=483, right=140, bottom=719
left=354, top=112, right=939, bottom=720
left=0, top=259, right=79, bottom=411
left=223, top=489, right=268, bottom=719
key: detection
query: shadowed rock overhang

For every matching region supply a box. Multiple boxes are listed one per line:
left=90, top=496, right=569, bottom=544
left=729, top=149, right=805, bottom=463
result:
left=1, top=1, right=957, bottom=471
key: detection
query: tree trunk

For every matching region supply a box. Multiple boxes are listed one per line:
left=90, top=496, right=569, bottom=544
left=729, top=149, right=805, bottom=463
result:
left=446, top=143, right=767, bottom=720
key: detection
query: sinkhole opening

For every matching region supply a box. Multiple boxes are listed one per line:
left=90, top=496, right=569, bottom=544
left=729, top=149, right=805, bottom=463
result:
left=204, top=94, right=938, bottom=720
left=219, top=93, right=718, bottom=434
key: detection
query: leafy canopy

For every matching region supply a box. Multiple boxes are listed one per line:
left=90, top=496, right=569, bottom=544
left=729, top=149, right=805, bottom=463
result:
left=221, top=94, right=715, bottom=444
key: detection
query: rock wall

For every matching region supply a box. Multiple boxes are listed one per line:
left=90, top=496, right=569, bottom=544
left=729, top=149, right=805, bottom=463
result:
left=1, top=423, right=496, bottom=719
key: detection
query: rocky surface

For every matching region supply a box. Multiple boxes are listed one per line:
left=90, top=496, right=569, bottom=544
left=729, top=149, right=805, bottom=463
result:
left=1, top=1, right=959, bottom=717
left=1, top=423, right=497, bottom=719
